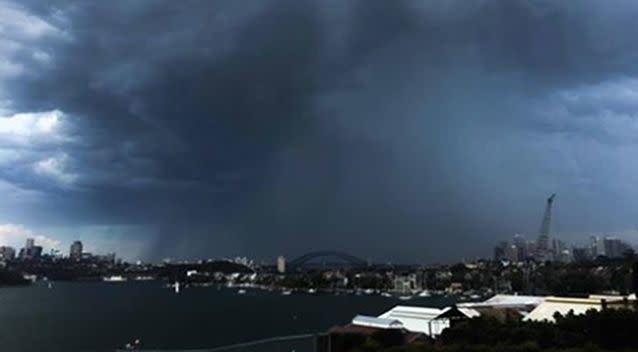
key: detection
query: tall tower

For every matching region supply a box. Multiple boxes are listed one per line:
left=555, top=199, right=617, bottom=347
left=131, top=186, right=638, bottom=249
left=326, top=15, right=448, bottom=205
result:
left=536, top=194, right=555, bottom=256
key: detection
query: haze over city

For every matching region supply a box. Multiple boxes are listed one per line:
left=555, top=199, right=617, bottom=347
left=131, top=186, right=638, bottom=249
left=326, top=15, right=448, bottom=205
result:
left=2, top=0, right=638, bottom=262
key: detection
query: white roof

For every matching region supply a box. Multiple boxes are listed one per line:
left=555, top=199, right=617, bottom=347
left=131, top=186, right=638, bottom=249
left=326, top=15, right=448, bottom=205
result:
left=458, top=294, right=544, bottom=308
left=523, top=297, right=604, bottom=323
left=379, top=305, right=443, bottom=321
left=588, top=294, right=636, bottom=301
left=457, top=307, right=481, bottom=318
left=437, top=306, right=481, bottom=318
left=378, top=305, right=450, bottom=336
left=351, top=315, right=404, bottom=329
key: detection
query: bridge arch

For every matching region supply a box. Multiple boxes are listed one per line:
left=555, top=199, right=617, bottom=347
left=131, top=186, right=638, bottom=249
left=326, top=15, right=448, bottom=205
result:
left=288, top=251, right=367, bottom=269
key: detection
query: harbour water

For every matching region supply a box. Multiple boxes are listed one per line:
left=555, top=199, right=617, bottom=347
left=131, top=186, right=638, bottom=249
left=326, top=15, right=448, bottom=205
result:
left=0, top=281, right=454, bottom=351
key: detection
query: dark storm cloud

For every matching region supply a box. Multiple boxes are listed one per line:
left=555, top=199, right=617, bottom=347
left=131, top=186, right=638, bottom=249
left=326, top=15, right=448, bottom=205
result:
left=4, top=0, right=638, bottom=261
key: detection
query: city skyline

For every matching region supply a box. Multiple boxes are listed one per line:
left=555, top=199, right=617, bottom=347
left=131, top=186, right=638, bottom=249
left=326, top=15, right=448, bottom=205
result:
left=2, top=1, right=638, bottom=262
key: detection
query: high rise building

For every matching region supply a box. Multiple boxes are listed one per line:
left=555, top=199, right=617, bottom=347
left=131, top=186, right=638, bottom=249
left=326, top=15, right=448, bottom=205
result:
left=493, top=241, right=507, bottom=261
left=0, top=246, right=16, bottom=260
left=536, top=194, right=556, bottom=261
left=277, top=256, right=286, bottom=273
left=572, top=247, right=592, bottom=262
left=603, top=237, right=631, bottom=259
left=504, top=244, right=519, bottom=262
left=31, top=246, right=42, bottom=258
left=70, top=241, right=83, bottom=260
left=513, top=234, right=529, bottom=260
left=19, top=238, right=41, bottom=260
left=590, top=236, right=605, bottom=257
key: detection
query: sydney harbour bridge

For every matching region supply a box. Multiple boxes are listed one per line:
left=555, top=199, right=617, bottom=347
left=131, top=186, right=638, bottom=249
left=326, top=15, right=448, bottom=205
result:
left=287, top=250, right=369, bottom=270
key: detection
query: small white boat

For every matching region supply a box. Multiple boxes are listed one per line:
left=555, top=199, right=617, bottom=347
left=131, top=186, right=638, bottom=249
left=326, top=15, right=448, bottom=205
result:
left=398, top=296, right=413, bottom=301
left=418, top=290, right=431, bottom=297
left=47, top=282, right=53, bottom=289
left=307, top=288, right=316, bottom=294
left=282, top=290, right=292, bottom=296
left=103, top=275, right=126, bottom=282
left=364, top=289, right=374, bottom=295
left=174, top=281, right=180, bottom=294
left=238, top=289, right=246, bottom=295
left=381, top=292, right=392, bottom=298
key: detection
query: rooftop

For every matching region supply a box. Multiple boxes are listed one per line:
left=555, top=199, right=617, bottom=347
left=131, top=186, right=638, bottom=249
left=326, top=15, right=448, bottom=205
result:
left=351, top=315, right=404, bottom=329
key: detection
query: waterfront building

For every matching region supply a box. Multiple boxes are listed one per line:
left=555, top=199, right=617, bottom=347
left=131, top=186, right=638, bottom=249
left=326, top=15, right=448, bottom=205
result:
left=524, top=295, right=636, bottom=323
left=351, top=315, right=404, bottom=330
left=70, top=241, right=83, bottom=260
left=393, top=274, right=420, bottom=294
left=277, top=256, right=286, bottom=273
left=378, top=306, right=449, bottom=336
left=458, top=294, right=544, bottom=316
left=377, top=305, right=476, bottom=337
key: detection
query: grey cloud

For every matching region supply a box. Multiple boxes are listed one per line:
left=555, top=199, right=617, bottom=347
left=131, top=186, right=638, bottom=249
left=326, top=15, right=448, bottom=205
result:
left=2, top=0, right=638, bottom=261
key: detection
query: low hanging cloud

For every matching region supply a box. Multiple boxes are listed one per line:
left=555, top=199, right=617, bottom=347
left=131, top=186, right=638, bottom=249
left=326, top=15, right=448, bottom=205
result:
left=0, top=223, right=60, bottom=250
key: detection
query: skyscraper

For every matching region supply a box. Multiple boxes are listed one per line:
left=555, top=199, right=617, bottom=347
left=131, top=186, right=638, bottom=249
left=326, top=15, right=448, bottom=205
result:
left=493, top=241, right=508, bottom=261
left=20, top=238, right=40, bottom=260
left=590, top=236, right=606, bottom=257
left=536, top=194, right=555, bottom=260
left=70, top=241, right=83, bottom=260
left=603, top=237, right=631, bottom=259
left=277, top=256, right=286, bottom=273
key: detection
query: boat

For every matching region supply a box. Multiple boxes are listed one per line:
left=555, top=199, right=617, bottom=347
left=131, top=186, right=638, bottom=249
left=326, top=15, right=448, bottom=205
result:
left=364, top=289, right=374, bottom=295
left=398, top=295, right=413, bottom=301
left=418, top=290, right=431, bottom=297
left=103, top=275, right=127, bottom=282
left=282, top=290, right=292, bottom=296
left=307, top=288, right=316, bottom=294
left=174, top=281, right=180, bottom=294
left=381, top=292, right=392, bottom=298
left=238, top=289, right=246, bottom=295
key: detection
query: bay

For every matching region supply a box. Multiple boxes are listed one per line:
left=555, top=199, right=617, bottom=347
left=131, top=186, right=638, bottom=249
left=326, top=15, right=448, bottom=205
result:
left=0, top=281, right=454, bottom=351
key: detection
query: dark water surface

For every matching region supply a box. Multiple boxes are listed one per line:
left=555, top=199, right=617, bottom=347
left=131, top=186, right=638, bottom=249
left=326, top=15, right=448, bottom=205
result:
left=0, top=281, right=453, bottom=351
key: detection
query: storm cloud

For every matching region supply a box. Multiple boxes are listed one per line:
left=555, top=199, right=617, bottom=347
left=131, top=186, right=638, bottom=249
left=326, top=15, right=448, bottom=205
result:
left=2, top=0, right=638, bottom=261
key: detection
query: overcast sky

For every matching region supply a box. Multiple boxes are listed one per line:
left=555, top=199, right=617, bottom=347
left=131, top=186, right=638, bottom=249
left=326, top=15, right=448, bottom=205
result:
left=1, top=0, right=638, bottom=262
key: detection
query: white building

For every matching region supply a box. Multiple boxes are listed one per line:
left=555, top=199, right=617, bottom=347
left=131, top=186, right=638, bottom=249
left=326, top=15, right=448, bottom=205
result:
left=458, top=294, right=544, bottom=309
left=277, top=256, right=286, bottom=273
left=524, top=295, right=636, bottom=323
left=351, top=315, right=404, bottom=330
left=377, top=306, right=450, bottom=336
